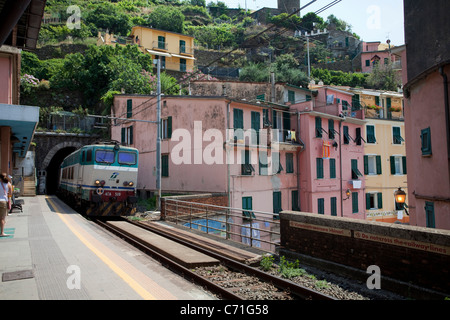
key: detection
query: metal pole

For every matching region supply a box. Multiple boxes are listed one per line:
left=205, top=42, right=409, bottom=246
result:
left=156, top=57, right=162, bottom=211
left=307, top=35, right=311, bottom=79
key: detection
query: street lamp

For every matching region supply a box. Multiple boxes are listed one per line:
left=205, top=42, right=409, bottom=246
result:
left=394, top=187, right=406, bottom=205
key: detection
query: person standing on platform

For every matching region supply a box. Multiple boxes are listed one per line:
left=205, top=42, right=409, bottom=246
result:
left=0, top=173, right=13, bottom=237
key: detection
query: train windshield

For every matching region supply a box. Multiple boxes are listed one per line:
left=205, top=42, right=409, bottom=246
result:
left=118, top=151, right=137, bottom=165
left=95, top=150, right=115, bottom=164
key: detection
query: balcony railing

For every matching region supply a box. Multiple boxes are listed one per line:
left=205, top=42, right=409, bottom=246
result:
left=152, top=40, right=168, bottom=50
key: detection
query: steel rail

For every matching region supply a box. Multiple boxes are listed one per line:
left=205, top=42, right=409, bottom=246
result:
left=94, top=219, right=243, bottom=300
left=128, top=220, right=337, bottom=301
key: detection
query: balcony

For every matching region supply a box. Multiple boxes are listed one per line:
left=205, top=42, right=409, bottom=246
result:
left=229, top=128, right=303, bottom=151
left=364, top=106, right=404, bottom=121
left=179, top=44, right=194, bottom=55
left=152, top=40, right=168, bottom=51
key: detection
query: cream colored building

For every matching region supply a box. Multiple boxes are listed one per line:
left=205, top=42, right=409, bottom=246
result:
left=98, top=26, right=195, bottom=73
left=354, top=89, right=408, bottom=223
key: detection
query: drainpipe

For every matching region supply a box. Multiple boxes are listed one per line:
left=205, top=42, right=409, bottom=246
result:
left=226, top=101, right=231, bottom=209
left=439, top=66, right=450, bottom=159
left=297, top=111, right=301, bottom=210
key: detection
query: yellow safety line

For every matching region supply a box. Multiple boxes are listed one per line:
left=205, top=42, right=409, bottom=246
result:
left=45, top=197, right=156, bottom=300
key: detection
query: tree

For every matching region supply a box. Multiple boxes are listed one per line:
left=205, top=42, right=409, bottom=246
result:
left=147, top=6, right=185, bottom=33
left=366, top=61, right=401, bottom=91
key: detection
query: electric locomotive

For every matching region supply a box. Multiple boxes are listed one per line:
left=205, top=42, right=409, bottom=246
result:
left=58, top=141, right=139, bottom=216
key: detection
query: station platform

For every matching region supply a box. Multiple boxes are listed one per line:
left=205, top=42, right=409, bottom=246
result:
left=0, top=195, right=215, bottom=300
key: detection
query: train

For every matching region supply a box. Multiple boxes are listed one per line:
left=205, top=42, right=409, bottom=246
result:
left=57, top=141, right=139, bottom=217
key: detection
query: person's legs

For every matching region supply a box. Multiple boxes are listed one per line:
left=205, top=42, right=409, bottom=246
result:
left=0, top=202, right=7, bottom=236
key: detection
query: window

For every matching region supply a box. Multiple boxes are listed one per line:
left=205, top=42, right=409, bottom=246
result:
left=390, top=156, right=407, bottom=175
left=121, top=126, right=133, bottom=145
left=364, top=155, right=382, bottom=175
left=328, top=119, right=335, bottom=139
left=288, top=90, right=295, bottom=104
left=356, top=127, right=365, bottom=145
left=251, top=111, right=260, bottom=145
left=366, top=192, right=383, bottom=210
left=127, top=99, right=132, bottom=118
left=384, top=58, right=389, bottom=65
left=179, top=40, right=186, bottom=53
left=351, top=159, right=363, bottom=179
left=365, top=60, right=370, bottom=67
left=259, top=151, right=268, bottom=175
left=118, top=152, right=137, bottom=165
left=162, top=116, right=172, bottom=139
left=393, top=127, right=404, bottom=144
left=241, top=150, right=254, bottom=175
left=286, top=153, right=294, bottom=173
left=352, top=192, right=359, bottom=213
left=318, top=198, right=325, bottom=214
left=366, top=125, right=376, bottom=143
left=180, top=58, right=186, bottom=72
left=315, top=117, right=323, bottom=138
left=316, top=158, right=324, bottom=179
left=162, top=154, right=169, bottom=177
left=343, top=126, right=350, bottom=144
left=158, top=36, right=166, bottom=49
left=233, top=109, right=244, bottom=140
left=425, top=202, right=435, bottom=228
left=330, top=158, right=336, bottom=179
left=330, top=197, right=337, bottom=216
left=292, top=190, right=300, bottom=211
left=421, top=127, right=432, bottom=156
left=242, top=197, right=255, bottom=220
left=95, top=150, right=115, bottom=164
left=273, top=191, right=282, bottom=218
left=272, top=152, right=283, bottom=174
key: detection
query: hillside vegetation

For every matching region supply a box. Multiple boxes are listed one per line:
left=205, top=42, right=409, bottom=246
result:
left=23, top=0, right=397, bottom=125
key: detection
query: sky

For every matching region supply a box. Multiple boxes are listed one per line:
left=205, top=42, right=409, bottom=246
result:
left=216, top=0, right=405, bottom=45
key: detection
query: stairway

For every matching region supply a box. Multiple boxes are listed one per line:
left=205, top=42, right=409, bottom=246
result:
left=22, top=176, right=36, bottom=197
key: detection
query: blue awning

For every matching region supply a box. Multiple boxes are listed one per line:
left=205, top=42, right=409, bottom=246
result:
left=0, top=103, right=39, bottom=157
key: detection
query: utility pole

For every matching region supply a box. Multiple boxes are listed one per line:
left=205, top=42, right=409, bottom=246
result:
left=155, top=57, right=162, bottom=211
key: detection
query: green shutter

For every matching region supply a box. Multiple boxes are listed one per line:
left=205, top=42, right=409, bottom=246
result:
left=318, top=198, right=324, bottom=214
left=162, top=155, right=169, bottom=177
left=425, top=202, right=435, bottom=228
left=330, top=159, right=336, bottom=179
left=273, top=192, right=282, bottom=218
left=316, top=158, right=323, bottom=179
left=315, top=117, right=322, bottom=138
left=367, top=125, right=376, bottom=143
left=352, top=192, right=358, bottom=213
left=292, top=190, right=299, bottom=211
left=127, top=99, right=132, bottom=118
left=251, top=111, right=260, bottom=144
left=259, top=151, right=268, bottom=175
left=364, top=156, right=369, bottom=175
left=375, top=96, right=380, bottom=106
left=390, top=156, right=396, bottom=174
left=343, top=126, right=349, bottom=144
left=330, top=197, right=337, bottom=216
left=366, top=193, right=371, bottom=210
left=121, top=127, right=125, bottom=144
left=167, top=116, right=172, bottom=139
left=376, top=156, right=382, bottom=175
left=233, top=109, right=243, bottom=140
left=242, top=197, right=255, bottom=219
left=377, top=193, right=383, bottom=209
left=129, top=126, right=133, bottom=145
left=328, top=119, right=335, bottom=139
left=286, top=153, right=294, bottom=173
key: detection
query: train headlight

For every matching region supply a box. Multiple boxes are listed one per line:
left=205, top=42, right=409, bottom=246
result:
left=123, top=181, right=128, bottom=186
left=100, top=180, right=105, bottom=186
left=129, top=181, right=134, bottom=186
left=95, top=180, right=101, bottom=186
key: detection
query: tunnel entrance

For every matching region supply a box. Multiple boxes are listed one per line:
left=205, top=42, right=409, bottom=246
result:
left=45, top=147, right=76, bottom=194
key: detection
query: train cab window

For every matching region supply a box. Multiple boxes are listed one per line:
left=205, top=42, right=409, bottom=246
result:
left=86, top=149, right=92, bottom=162
left=118, top=152, right=137, bottom=165
left=95, top=150, right=115, bottom=163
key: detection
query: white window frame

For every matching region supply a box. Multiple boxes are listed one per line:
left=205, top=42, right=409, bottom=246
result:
left=367, top=192, right=381, bottom=210
left=392, top=155, right=405, bottom=175
left=366, top=155, right=377, bottom=175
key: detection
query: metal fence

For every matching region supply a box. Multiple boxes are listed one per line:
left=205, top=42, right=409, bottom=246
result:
left=163, top=198, right=280, bottom=253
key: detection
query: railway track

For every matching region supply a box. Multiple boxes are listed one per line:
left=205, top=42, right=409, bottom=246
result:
left=95, top=218, right=337, bottom=301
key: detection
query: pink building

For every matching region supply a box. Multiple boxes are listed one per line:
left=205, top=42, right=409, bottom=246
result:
left=111, top=95, right=303, bottom=215
left=403, top=0, right=450, bottom=230
left=291, top=86, right=366, bottom=218
left=360, top=41, right=396, bottom=73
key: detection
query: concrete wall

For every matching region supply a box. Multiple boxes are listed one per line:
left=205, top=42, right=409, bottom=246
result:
left=280, top=211, right=450, bottom=298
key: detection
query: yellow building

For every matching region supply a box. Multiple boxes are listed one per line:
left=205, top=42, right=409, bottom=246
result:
left=98, top=26, right=195, bottom=73
left=351, top=89, right=409, bottom=223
